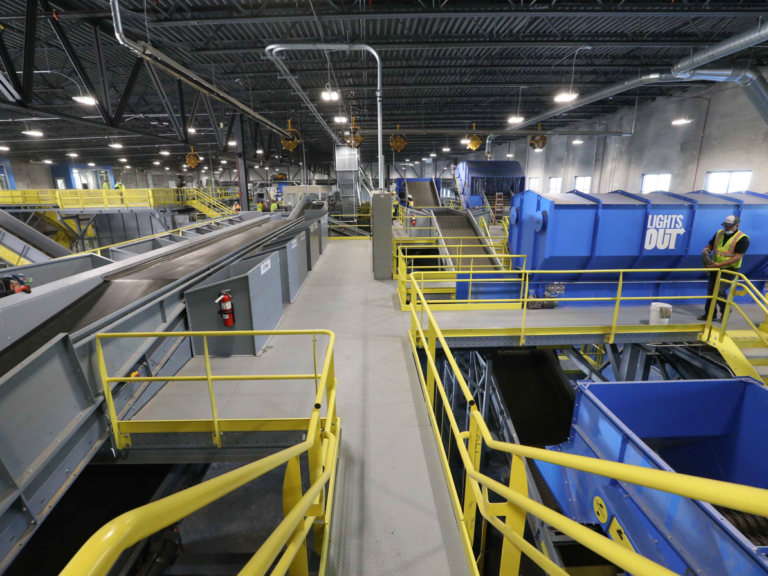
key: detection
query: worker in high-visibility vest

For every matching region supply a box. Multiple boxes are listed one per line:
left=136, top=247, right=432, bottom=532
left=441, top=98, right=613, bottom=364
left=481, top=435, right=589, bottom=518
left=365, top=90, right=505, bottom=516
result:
left=102, top=181, right=110, bottom=190
left=407, top=195, right=414, bottom=208
left=233, top=201, right=241, bottom=213
left=256, top=202, right=263, bottom=212
left=270, top=201, right=277, bottom=212
left=699, top=215, right=749, bottom=321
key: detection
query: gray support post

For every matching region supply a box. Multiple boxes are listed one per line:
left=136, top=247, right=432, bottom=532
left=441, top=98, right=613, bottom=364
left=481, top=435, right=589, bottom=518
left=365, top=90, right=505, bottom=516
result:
left=371, top=192, right=392, bottom=279
left=233, top=113, right=250, bottom=211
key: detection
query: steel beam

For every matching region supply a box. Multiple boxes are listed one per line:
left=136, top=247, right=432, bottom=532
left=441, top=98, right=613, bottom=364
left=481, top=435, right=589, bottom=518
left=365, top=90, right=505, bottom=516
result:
left=202, top=94, right=223, bottom=148
left=92, top=25, right=112, bottom=118
left=39, top=0, right=112, bottom=124
left=233, top=113, right=249, bottom=211
left=22, top=0, right=38, bottom=104
left=113, top=57, right=144, bottom=125
left=187, top=90, right=200, bottom=130
left=146, top=62, right=184, bottom=141
left=149, top=7, right=768, bottom=27
left=177, top=78, right=187, bottom=143
left=0, top=32, right=22, bottom=101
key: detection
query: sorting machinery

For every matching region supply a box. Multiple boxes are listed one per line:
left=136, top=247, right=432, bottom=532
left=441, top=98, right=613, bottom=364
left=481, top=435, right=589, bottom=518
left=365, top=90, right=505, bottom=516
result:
left=0, top=204, right=330, bottom=574
left=503, top=189, right=768, bottom=305
left=454, top=160, right=526, bottom=209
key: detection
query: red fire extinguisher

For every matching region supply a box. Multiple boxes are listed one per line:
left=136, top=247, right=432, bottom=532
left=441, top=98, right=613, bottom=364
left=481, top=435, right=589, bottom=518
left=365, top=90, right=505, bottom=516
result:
left=411, top=215, right=417, bottom=227
left=215, top=290, right=235, bottom=327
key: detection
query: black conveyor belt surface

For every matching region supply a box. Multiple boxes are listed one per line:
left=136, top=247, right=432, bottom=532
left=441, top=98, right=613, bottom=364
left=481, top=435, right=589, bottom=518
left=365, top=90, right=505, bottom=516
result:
left=0, top=219, right=288, bottom=378
left=406, top=180, right=440, bottom=208
left=492, top=349, right=574, bottom=448
left=435, top=213, right=497, bottom=271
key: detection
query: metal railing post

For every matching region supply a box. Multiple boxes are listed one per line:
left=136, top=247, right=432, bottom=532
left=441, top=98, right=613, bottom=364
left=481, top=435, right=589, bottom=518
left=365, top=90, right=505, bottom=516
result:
left=96, top=337, right=128, bottom=450
left=312, top=333, right=319, bottom=394
left=426, top=317, right=437, bottom=404
left=202, top=336, right=222, bottom=448
left=720, top=273, right=738, bottom=343
left=462, top=409, right=482, bottom=545
left=499, top=454, right=528, bottom=574
left=705, top=270, right=721, bottom=340
left=519, top=271, right=529, bottom=346
left=282, top=456, right=310, bottom=576
left=608, top=272, right=623, bottom=344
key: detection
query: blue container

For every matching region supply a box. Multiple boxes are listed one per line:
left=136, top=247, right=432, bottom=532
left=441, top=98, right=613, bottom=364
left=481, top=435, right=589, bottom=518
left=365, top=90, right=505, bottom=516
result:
left=455, top=161, right=525, bottom=208
left=508, top=190, right=768, bottom=305
left=538, top=378, right=768, bottom=575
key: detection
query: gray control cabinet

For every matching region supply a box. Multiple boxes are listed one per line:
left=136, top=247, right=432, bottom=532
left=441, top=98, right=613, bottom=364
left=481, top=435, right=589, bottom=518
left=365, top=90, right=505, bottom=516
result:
left=372, top=192, right=393, bottom=279
left=185, top=252, right=283, bottom=356
left=253, top=232, right=308, bottom=305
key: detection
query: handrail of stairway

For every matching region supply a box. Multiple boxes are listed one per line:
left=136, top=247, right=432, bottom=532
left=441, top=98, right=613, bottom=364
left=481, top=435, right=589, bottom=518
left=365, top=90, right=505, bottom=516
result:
left=407, top=276, right=768, bottom=576
left=60, top=329, right=339, bottom=576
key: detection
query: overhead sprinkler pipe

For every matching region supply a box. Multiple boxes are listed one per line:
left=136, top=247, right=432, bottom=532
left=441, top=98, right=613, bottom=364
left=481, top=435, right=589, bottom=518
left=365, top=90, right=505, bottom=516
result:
left=110, top=0, right=289, bottom=138
left=265, top=43, right=385, bottom=190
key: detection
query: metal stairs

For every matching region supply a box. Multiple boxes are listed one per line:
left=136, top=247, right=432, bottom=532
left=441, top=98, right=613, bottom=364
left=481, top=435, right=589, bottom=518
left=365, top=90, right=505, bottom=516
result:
left=734, top=334, right=768, bottom=384
left=184, top=189, right=235, bottom=218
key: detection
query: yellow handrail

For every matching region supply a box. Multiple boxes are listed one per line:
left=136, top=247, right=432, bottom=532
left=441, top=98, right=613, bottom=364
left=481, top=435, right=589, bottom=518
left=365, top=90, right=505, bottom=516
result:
left=62, top=329, right=339, bottom=576
left=407, top=277, right=768, bottom=576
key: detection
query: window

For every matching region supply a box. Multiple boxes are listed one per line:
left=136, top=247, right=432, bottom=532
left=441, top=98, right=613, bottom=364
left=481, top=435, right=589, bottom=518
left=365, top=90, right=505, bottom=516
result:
left=548, top=177, right=562, bottom=194
left=641, top=173, right=672, bottom=193
left=705, top=171, right=752, bottom=193
left=527, top=177, right=539, bottom=192
left=574, top=176, right=591, bottom=193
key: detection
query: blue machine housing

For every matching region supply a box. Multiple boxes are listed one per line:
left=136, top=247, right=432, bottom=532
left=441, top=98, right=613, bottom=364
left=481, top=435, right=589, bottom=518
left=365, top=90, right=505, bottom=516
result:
left=507, top=189, right=768, bottom=305
left=538, top=378, right=768, bottom=575
left=455, top=161, right=525, bottom=208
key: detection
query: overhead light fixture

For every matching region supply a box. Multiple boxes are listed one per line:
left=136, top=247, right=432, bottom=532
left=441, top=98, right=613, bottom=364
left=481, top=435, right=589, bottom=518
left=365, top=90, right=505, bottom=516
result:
left=165, top=167, right=169, bottom=171
left=413, top=161, right=419, bottom=164
left=256, top=149, right=263, bottom=154
left=672, top=118, right=692, bottom=125
left=22, top=129, right=43, bottom=137
left=43, top=159, right=52, bottom=164
left=188, top=127, right=196, bottom=133
left=119, top=158, right=128, bottom=162
left=0, top=146, right=9, bottom=151
left=572, top=139, right=584, bottom=144
left=460, top=138, right=470, bottom=144
left=88, top=162, right=95, bottom=167
left=125, top=165, right=131, bottom=168
left=255, top=165, right=260, bottom=169
left=334, top=116, right=347, bottom=124
left=221, top=160, right=227, bottom=164
left=344, top=131, right=350, bottom=135
left=153, top=161, right=161, bottom=165
left=442, top=147, right=450, bottom=152
left=508, top=86, right=527, bottom=125
left=430, top=152, right=437, bottom=157
left=321, top=84, right=339, bottom=101
left=202, top=167, right=208, bottom=170
left=506, top=153, right=514, bottom=158
left=228, top=141, right=236, bottom=146
left=109, top=143, right=123, bottom=148
left=554, top=46, right=590, bottom=104
left=73, top=95, right=97, bottom=106
left=199, top=156, right=205, bottom=160
left=160, top=150, right=170, bottom=156
left=649, top=72, right=661, bottom=79
left=534, top=149, right=543, bottom=153
left=554, top=92, right=579, bottom=103
left=67, top=152, right=78, bottom=157
left=508, top=116, right=524, bottom=124
left=421, top=157, right=427, bottom=161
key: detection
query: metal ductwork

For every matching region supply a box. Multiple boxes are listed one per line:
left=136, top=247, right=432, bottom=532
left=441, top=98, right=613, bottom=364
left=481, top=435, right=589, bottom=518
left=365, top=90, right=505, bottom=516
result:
left=265, top=44, right=385, bottom=189
left=672, top=21, right=768, bottom=77
left=682, top=65, right=768, bottom=125
left=506, top=72, right=681, bottom=132
left=110, top=0, right=290, bottom=138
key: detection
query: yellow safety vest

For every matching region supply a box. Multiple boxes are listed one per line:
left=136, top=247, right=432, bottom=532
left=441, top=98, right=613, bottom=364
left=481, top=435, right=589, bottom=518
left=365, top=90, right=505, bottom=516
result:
left=270, top=203, right=277, bottom=212
left=713, top=229, right=748, bottom=269
left=257, top=204, right=263, bottom=212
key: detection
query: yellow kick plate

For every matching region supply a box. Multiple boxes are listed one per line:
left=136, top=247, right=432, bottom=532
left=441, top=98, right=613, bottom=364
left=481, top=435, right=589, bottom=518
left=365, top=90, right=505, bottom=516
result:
left=608, top=517, right=635, bottom=551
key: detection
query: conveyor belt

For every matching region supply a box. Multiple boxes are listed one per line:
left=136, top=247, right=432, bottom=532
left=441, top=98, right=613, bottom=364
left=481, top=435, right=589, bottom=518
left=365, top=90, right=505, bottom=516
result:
left=492, top=349, right=575, bottom=511
left=406, top=180, right=440, bottom=208
left=435, top=213, right=497, bottom=271
left=0, top=218, right=290, bottom=379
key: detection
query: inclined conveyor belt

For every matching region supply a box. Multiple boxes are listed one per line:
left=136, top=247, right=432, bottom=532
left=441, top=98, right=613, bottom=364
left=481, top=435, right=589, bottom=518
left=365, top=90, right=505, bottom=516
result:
left=491, top=349, right=575, bottom=511
left=434, top=212, right=497, bottom=271
left=0, top=218, right=292, bottom=379
left=406, top=180, right=440, bottom=208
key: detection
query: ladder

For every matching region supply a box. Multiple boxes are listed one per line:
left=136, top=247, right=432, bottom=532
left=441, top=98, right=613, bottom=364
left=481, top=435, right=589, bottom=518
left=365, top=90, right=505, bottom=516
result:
left=493, top=193, right=504, bottom=223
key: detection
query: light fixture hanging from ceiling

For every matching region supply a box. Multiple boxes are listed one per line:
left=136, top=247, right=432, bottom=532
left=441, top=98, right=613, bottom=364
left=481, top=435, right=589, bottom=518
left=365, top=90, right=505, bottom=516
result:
left=508, top=87, right=526, bottom=124
left=554, top=46, right=591, bottom=103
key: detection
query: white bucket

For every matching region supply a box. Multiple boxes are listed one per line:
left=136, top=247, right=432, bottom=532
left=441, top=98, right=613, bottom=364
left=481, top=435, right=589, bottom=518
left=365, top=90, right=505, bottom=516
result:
left=650, top=302, right=673, bottom=325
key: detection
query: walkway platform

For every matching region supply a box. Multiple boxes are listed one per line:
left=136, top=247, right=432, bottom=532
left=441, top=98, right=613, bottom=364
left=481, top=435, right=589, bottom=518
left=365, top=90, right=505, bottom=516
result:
left=131, top=240, right=469, bottom=575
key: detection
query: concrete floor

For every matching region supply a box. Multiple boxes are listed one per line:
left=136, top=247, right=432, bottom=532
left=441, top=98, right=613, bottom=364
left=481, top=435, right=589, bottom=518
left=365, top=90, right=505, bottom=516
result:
left=134, top=239, right=470, bottom=576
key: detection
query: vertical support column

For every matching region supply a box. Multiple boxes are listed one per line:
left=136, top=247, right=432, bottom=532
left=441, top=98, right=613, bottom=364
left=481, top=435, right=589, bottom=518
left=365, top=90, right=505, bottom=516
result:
left=22, top=0, right=38, bottom=104
left=371, top=192, right=393, bottom=279
left=233, top=113, right=250, bottom=211
left=283, top=456, right=309, bottom=576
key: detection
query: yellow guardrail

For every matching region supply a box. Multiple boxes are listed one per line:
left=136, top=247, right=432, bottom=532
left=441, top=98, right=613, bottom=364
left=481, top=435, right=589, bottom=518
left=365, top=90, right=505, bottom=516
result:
left=62, top=329, right=339, bottom=576
left=406, top=277, right=768, bottom=576
left=0, top=187, right=239, bottom=214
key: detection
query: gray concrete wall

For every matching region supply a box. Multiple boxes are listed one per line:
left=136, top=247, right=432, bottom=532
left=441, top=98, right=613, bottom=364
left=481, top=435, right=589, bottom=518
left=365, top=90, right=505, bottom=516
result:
left=483, top=76, right=768, bottom=194
left=10, top=161, right=53, bottom=189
